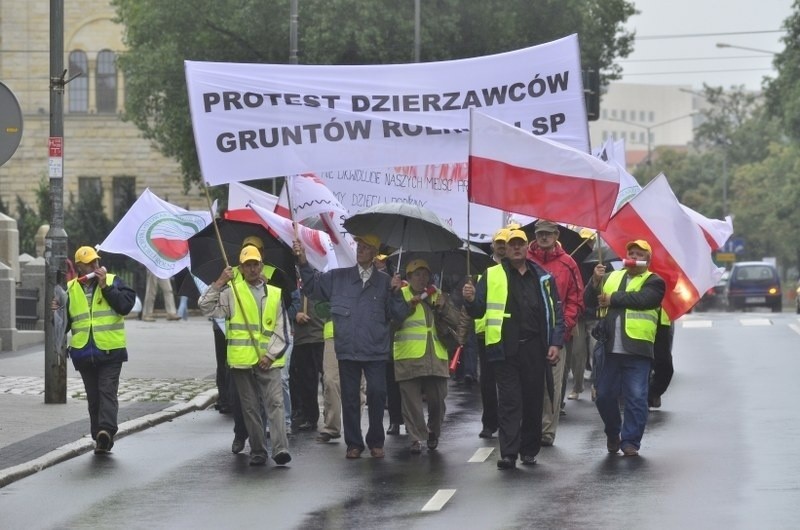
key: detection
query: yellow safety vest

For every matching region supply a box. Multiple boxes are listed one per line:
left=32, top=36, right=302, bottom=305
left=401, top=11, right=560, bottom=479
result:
left=232, top=263, right=276, bottom=282
left=393, top=286, right=448, bottom=361
left=602, top=270, right=658, bottom=343
left=226, top=276, right=285, bottom=367
left=67, top=275, right=126, bottom=350
left=323, top=320, right=334, bottom=340
left=483, top=264, right=556, bottom=347
left=473, top=274, right=486, bottom=334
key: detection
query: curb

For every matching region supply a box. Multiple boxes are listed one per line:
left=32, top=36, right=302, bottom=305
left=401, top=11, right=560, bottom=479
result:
left=0, top=389, right=218, bottom=489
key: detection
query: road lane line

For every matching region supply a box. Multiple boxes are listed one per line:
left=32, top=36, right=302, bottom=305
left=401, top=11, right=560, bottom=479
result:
left=468, top=447, right=495, bottom=463
left=682, top=320, right=712, bottom=328
left=789, top=323, right=800, bottom=336
left=421, top=489, right=456, bottom=512
left=740, top=318, right=772, bottom=326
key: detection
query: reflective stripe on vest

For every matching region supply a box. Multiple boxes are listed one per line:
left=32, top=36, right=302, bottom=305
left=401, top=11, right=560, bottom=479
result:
left=67, top=274, right=126, bottom=350
left=226, top=277, right=284, bottom=367
left=602, top=270, right=658, bottom=343
left=472, top=273, right=487, bottom=334
left=393, top=286, right=448, bottom=361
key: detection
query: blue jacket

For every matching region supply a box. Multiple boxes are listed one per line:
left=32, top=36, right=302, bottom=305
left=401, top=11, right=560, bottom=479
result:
left=299, top=263, right=407, bottom=361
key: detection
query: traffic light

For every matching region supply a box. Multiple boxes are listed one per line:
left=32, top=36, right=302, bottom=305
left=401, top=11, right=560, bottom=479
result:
left=583, top=68, right=600, bottom=121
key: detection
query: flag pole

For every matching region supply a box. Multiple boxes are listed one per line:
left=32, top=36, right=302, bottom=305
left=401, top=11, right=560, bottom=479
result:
left=466, top=109, right=474, bottom=280
left=284, top=175, right=298, bottom=238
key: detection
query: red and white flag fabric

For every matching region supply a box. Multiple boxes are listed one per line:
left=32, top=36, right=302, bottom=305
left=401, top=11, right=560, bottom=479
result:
left=99, top=189, right=212, bottom=278
left=681, top=205, right=734, bottom=251
left=469, top=111, right=620, bottom=230
left=278, top=174, right=356, bottom=267
left=229, top=182, right=280, bottom=212
left=601, top=174, right=724, bottom=320
left=248, top=202, right=338, bottom=272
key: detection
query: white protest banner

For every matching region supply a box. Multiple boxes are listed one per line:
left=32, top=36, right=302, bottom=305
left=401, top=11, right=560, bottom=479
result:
left=99, top=189, right=211, bottom=278
left=186, top=34, right=588, bottom=184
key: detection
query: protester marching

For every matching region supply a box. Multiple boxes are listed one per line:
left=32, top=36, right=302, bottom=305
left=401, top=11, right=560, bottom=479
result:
left=48, top=33, right=733, bottom=470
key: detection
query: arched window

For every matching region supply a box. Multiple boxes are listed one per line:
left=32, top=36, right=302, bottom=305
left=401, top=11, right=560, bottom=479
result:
left=68, top=50, right=88, bottom=113
left=96, top=49, right=117, bottom=113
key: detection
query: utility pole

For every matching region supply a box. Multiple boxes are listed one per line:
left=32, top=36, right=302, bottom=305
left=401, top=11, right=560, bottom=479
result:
left=45, top=0, right=68, bottom=403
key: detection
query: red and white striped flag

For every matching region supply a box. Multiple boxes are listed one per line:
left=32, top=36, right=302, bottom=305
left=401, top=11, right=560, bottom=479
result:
left=602, top=174, right=724, bottom=320
left=681, top=205, right=734, bottom=251
left=469, top=111, right=620, bottom=230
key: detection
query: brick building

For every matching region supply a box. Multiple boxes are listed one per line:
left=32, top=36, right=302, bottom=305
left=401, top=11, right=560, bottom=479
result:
left=0, top=1, right=205, bottom=222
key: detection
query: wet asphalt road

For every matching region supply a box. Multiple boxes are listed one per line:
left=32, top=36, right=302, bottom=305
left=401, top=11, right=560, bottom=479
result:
left=2, top=311, right=799, bottom=529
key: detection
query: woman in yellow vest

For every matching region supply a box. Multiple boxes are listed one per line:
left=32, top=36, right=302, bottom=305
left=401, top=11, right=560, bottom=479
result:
left=198, top=246, right=292, bottom=467
left=59, top=246, right=136, bottom=455
left=393, top=259, right=460, bottom=454
left=585, top=240, right=666, bottom=457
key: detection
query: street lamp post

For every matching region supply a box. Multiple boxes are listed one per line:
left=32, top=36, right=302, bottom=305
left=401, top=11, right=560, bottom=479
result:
left=606, top=112, right=696, bottom=166
left=716, top=43, right=778, bottom=55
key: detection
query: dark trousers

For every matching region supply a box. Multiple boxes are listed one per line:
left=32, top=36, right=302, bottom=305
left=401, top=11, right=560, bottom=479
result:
left=493, top=344, right=546, bottom=460
left=339, top=359, right=387, bottom=451
left=79, top=360, right=123, bottom=439
left=290, top=342, right=324, bottom=425
left=477, top=336, right=498, bottom=432
left=231, top=375, right=266, bottom=440
left=650, top=324, right=674, bottom=398
left=386, top=361, right=403, bottom=425
left=212, top=322, right=231, bottom=409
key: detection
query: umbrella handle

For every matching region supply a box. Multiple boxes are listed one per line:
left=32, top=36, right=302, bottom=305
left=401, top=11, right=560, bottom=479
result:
left=396, top=247, right=403, bottom=276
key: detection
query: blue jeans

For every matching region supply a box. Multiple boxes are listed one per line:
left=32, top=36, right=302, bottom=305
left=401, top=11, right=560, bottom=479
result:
left=595, top=353, right=651, bottom=450
left=339, top=359, right=386, bottom=451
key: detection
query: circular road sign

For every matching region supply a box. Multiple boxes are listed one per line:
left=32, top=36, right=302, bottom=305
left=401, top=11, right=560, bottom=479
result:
left=0, top=82, right=24, bottom=167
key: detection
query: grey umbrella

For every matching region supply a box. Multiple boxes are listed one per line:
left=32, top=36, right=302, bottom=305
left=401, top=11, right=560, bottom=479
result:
left=387, top=241, right=494, bottom=278
left=343, top=202, right=463, bottom=253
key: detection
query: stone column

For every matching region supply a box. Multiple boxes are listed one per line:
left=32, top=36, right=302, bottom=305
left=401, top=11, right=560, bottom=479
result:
left=0, top=262, right=17, bottom=351
left=0, top=213, right=20, bottom=283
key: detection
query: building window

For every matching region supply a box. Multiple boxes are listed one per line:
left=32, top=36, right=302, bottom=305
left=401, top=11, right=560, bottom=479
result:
left=78, top=177, right=102, bottom=197
left=96, top=50, right=117, bottom=113
left=639, top=110, right=646, bottom=122
left=620, top=110, right=627, bottom=120
left=649, top=111, right=655, bottom=122
left=112, top=176, right=137, bottom=222
left=611, top=109, right=617, bottom=118
left=639, top=132, right=645, bottom=144
left=602, top=131, right=608, bottom=141
left=68, top=51, right=88, bottom=113
left=601, top=109, right=608, bottom=120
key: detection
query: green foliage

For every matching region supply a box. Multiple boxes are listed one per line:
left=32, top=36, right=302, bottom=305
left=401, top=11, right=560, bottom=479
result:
left=36, top=177, right=51, bottom=223
left=15, top=196, right=43, bottom=255
left=64, top=186, right=113, bottom=253
left=764, top=1, right=800, bottom=141
left=111, top=0, right=636, bottom=189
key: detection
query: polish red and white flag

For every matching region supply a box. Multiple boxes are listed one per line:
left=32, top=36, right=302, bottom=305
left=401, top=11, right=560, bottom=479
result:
left=468, top=111, right=620, bottom=230
left=602, top=174, right=724, bottom=320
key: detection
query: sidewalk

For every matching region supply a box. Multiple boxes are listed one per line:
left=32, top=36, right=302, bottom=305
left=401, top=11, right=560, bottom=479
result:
left=0, top=316, right=221, bottom=487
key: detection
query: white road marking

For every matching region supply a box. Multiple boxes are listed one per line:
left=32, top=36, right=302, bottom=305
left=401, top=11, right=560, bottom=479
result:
left=421, top=489, right=456, bottom=512
left=740, top=318, right=773, bottom=326
left=468, top=447, right=495, bottom=463
left=682, top=320, right=712, bottom=328
left=789, top=324, right=800, bottom=336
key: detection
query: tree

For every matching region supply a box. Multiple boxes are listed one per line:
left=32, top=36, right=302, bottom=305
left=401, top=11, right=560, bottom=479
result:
left=111, top=0, right=636, bottom=189
left=15, top=196, right=41, bottom=256
left=64, top=186, right=113, bottom=253
left=764, top=1, right=800, bottom=140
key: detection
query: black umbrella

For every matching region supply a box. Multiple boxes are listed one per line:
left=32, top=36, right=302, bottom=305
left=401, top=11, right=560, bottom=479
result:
left=188, top=219, right=296, bottom=295
left=388, top=242, right=494, bottom=278
left=521, top=221, right=595, bottom=265
left=173, top=267, right=202, bottom=301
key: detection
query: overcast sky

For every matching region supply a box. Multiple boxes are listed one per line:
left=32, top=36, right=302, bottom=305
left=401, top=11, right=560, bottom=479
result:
left=617, top=0, right=794, bottom=90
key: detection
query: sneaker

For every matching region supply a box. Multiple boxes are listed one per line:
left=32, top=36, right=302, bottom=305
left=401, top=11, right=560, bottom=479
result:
left=370, top=447, right=385, bottom=458
left=606, top=435, right=620, bottom=454
left=249, top=454, right=267, bottom=466
left=273, top=451, right=292, bottom=465
left=231, top=437, right=246, bottom=454
left=622, top=445, right=639, bottom=457
left=94, top=430, right=112, bottom=454
left=410, top=441, right=422, bottom=454
left=567, top=391, right=579, bottom=400
left=520, top=455, right=537, bottom=466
